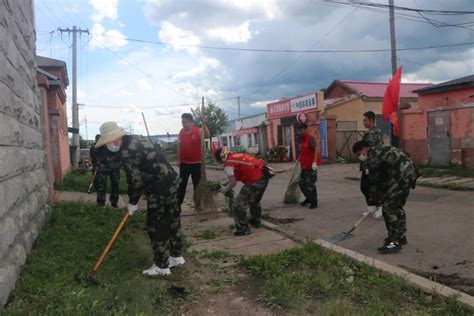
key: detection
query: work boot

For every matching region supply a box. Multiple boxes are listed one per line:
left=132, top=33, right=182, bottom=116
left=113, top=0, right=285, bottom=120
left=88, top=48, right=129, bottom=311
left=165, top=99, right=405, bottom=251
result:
left=169, top=256, right=185, bottom=268
left=378, top=241, right=402, bottom=254
left=248, top=218, right=261, bottom=228
left=300, top=199, right=309, bottom=206
left=309, top=201, right=318, bottom=209
left=142, top=264, right=171, bottom=276
left=385, top=236, right=407, bottom=245
left=234, top=227, right=251, bottom=236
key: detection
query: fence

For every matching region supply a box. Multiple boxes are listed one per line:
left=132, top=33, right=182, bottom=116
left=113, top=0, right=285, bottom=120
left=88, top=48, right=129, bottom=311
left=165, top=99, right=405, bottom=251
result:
left=336, top=121, right=364, bottom=160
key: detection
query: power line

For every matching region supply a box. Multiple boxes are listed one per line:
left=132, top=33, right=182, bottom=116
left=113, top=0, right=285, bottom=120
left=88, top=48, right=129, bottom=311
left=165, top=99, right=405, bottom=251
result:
left=89, top=32, right=474, bottom=53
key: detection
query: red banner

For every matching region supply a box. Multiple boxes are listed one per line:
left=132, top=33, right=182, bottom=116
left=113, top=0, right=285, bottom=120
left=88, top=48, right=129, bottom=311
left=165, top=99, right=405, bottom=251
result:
left=267, top=100, right=291, bottom=118
left=233, top=128, right=258, bottom=137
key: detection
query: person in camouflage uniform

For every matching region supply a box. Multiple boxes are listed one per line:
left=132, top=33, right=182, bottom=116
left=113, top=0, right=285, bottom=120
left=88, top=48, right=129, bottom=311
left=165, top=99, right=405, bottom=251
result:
left=353, top=141, right=419, bottom=254
left=214, top=147, right=273, bottom=236
left=90, top=134, right=121, bottom=208
left=95, top=122, right=183, bottom=276
left=360, top=111, right=384, bottom=216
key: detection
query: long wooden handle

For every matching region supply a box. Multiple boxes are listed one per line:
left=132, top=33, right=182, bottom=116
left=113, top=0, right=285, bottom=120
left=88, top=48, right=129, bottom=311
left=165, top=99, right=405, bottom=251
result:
left=91, top=212, right=130, bottom=275
left=346, top=212, right=370, bottom=235
left=87, top=169, right=98, bottom=194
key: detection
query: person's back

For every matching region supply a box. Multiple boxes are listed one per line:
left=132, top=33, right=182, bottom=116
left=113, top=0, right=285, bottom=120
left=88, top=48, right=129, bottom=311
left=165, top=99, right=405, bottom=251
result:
left=224, top=152, right=265, bottom=185
left=121, top=135, right=178, bottom=200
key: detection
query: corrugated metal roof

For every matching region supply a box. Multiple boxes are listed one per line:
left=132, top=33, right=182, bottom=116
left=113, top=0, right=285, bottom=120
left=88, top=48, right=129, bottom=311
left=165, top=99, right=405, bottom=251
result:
left=413, top=75, right=474, bottom=94
left=340, top=80, right=432, bottom=98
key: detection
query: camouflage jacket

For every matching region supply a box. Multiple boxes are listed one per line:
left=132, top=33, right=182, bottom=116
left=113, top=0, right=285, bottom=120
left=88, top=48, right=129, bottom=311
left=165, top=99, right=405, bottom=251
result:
left=362, top=127, right=383, bottom=147
left=120, top=135, right=179, bottom=205
left=360, top=127, right=383, bottom=171
left=90, top=144, right=121, bottom=171
left=365, top=144, right=419, bottom=204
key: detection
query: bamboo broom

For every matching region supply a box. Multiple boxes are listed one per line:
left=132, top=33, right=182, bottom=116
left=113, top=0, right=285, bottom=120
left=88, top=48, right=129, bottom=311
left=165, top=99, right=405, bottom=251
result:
left=193, top=97, right=217, bottom=212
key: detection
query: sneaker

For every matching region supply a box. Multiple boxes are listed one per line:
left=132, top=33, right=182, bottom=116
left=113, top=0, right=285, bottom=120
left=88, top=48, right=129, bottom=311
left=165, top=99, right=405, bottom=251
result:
left=248, top=218, right=261, bottom=228
left=234, top=227, right=251, bottom=236
left=309, top=201, right=318, bottom=209
left=300, top=199, right=309, bottom=206
left=169, top=256, right=185, bottom=268
left=385, top=236, right=407, bottom=245
left=378, top=241, right=402, bottom=254
left=142, top=264, right=171, bottom=276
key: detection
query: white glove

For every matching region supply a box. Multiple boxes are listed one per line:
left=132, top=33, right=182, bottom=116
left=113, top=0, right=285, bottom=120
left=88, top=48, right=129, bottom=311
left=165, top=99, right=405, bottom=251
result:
left=219, top=184, right=231, bottom=193
left=312, top=162, right=318, bottom=171
left=128, top=203, right=138, bottom=216
left=373, top=206, right=383, bottom=219
left=367, top=206, right=378, bottom=214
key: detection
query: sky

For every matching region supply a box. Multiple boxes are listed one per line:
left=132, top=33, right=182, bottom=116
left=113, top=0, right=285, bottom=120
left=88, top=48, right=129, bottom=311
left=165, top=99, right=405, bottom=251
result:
left=34, top=0, right=474, bottom=139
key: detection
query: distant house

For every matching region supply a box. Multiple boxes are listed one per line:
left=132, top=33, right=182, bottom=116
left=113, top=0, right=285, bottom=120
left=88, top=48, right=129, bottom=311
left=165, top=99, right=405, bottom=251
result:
left=402, top=75, right=474, bottom=166
left=36, top=55, right=70, bottom=194
left=323, top=80, right=431, bottom=136
left=149, top=133, right=178, bottom=148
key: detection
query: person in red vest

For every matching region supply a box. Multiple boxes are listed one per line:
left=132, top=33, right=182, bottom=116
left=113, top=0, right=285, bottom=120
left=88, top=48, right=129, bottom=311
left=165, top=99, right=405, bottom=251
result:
left=177, top=113, right=210, bottom=209
left=214, top=147, right=273, bottom=236
left=298, top=123, right=318, bottom=209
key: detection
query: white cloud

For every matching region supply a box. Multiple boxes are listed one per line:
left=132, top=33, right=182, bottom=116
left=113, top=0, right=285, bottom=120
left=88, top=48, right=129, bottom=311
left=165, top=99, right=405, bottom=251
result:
left=249, top=99, right=278, bottom=108
left=137, top=78, right=153, bottom=91
left=172, top=57, right=220, bottom=80
left=208, top=21, right=252, bottom=44
left=89, top=23, right=128, bottom=49
left=90, top=0, right=118, bottom=23
left=158, top=21, right=201, bottom=54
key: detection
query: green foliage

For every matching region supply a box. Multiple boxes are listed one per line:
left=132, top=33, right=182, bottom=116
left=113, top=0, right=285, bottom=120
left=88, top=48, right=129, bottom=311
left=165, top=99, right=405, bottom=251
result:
left=56, top=170, right=128, bottom=194
left=418, top=165, right=474, bottom=178
left=3, top=202, right=192, bottom=315
left=191, top=102, right=229, bottom=138
left=194, top=229, right=219, bottom=240
left=239, top=243, right=473, bottom=315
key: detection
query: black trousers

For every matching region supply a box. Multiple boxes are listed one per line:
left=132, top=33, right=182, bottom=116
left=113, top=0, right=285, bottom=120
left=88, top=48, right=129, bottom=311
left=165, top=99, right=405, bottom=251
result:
left=177, top=163, right=201, bottom=205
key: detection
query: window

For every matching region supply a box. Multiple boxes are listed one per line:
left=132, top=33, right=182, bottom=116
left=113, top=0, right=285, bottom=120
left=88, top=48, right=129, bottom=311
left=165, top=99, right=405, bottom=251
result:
left=221, top=136, right=228, bottom=146
left=235, top=136, right=241, bottom=146
left=253, top=133, right=258, bottom=146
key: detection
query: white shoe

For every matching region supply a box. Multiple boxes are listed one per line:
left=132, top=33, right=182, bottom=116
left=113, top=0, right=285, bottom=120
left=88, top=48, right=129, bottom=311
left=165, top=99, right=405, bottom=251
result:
left=142, top=264, right=171, bottom=276
left=372, top=207, right=383, bottom=219
left=169, top=256, right=185, bottom=268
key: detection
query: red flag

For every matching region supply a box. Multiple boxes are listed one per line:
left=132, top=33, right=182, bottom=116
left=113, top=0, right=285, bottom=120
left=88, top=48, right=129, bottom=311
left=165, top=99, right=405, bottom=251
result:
left=382, top=66, right=402, bottom=121
left=390, top=111, right=399, bottom=136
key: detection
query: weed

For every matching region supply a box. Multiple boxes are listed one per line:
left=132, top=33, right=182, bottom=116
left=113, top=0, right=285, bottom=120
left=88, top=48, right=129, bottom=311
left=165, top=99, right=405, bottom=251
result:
left=418, top=165, right=474, bottom=178
left=194, top=229, right=219, bottom=240
left=195, top=250, right=234, bottom=261
left=55, top=170, right=128, bottom=194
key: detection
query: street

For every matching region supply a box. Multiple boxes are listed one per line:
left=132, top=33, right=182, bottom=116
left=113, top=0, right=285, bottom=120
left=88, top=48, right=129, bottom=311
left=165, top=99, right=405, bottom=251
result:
left=205, top=163, right=474, bottom=294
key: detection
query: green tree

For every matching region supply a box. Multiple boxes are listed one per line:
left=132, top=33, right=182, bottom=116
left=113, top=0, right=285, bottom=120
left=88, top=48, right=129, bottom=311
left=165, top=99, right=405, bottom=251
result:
left=191, top=102, right=229, bottom=138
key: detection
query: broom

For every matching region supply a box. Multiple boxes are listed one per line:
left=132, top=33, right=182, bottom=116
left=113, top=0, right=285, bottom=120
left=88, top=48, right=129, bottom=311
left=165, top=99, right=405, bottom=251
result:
left=193, top=97, right=217, bottom=212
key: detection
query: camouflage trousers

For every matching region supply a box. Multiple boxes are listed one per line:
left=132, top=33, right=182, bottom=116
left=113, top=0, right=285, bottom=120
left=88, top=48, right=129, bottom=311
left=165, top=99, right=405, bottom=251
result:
left=145, top=182, right=182, bottom=268
left=94, top=169, right=120, bottom=205
left=234, top=176, right=269, bottom=231
left=382, top=185, right=411, bottom=241
left=299, top=169, right=318, bottom=203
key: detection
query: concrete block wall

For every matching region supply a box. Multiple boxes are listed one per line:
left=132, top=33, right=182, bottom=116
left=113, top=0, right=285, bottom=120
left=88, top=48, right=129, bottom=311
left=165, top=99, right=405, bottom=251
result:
left=0, top=0, right=50, bottom=306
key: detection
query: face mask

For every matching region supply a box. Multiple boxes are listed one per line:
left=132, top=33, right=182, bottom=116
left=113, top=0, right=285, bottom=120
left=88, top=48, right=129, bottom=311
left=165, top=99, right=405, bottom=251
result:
left=358, top=154, right=367, bottom=162
left=106, top=143, right=120, bottom=152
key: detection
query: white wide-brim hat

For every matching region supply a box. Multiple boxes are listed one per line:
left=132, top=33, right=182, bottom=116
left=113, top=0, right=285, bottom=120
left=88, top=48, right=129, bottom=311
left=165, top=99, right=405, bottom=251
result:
left=95, top=121, right=126, bottom=147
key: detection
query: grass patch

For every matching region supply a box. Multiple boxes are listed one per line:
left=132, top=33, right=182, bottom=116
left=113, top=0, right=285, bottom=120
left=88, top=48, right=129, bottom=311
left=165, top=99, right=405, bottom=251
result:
left=417, top=182, right=474, bottom=191
left=195, top=250, right=234, bottom=261
left=55, top=170, right=128, bottom=194
left=239, top=243, right=473, bottom=315
left=3, top=201, right=193, bottom=315
left=419, top=165, right=474, bottom=178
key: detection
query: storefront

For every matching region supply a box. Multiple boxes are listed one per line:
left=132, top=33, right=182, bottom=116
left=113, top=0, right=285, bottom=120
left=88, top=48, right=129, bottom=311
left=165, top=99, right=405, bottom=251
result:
left=266, top=92, right=324, bottom=161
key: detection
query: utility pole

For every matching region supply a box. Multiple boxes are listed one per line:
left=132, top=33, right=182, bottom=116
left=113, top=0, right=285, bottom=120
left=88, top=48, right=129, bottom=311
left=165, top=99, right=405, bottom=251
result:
left=84, top=115, right=88, bottom=141
left=389, top=0, right=397, bottom=75
left=237, top=96, right=241, bottom=119
left=58, top=26, right=89, bottom=169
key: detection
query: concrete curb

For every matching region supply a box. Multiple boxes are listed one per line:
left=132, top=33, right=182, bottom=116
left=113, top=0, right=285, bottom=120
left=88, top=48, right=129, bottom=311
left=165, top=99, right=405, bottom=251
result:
left=313, top=239, right=474, bottom=308
left=260, top=220, right=473, bottom=308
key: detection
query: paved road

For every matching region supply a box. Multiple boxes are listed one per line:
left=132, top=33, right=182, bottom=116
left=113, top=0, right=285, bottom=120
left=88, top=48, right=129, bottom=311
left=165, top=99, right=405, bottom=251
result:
left=204, top=163, right=474, bottom=294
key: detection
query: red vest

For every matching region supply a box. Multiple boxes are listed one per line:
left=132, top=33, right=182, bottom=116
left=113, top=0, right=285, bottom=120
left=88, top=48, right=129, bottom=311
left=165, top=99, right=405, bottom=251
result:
left=224, top=153, right=264, bottom=185
left=179, top=126, right=202, bottom=164
left=299, top=132, right=315, bottom=170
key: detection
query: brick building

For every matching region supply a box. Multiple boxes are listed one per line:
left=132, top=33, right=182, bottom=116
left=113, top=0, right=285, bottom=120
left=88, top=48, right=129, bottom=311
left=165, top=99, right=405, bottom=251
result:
left=402, top=75, right=474, bottom=166
left=36, top=55, right=71, bottom=195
